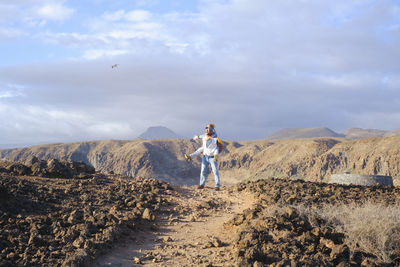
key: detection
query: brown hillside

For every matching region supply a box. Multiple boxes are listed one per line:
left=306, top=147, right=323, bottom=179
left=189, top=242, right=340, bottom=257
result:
left=0, top=139, right=200, bottom=185
left=344, top=128, right=387, bottom=139
left=219, top=138, right=341, bottom=183
left=267, top=127, right=343, bottom=140
left=220, top=137, right=400, bottom=183
left=1, top=137, right=400, bottom=185
left=384, top=128, right=400, bottom=137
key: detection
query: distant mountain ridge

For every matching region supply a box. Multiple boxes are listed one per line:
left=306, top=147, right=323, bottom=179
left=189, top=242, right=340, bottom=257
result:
left=2, top=136, right=400, bottom=186
left=384, top=129, right=400, bottom=137
left=344, top=128, right=387, bottom=139
left=268, top=127, right=400, bottom=140
left=0, top=139, right=200, bottom=185
left=138, top=126, right=181, bottom=139
left=268, top=127, right=344, bottom=140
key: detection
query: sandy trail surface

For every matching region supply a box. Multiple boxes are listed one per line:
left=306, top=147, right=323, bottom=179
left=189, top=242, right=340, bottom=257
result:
left=93, top=182, right=255, bottom=266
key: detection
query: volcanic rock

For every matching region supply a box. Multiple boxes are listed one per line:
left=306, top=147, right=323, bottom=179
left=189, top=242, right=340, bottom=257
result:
left=0, top=173, right=172, bottom=266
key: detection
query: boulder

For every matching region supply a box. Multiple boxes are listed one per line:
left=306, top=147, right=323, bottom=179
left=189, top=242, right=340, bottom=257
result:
left=47, top=159, right=73, bottom=178
left=142, top=208, right=155, bottom=221
left=330, top=174, right=393, bottom=186
left=8, top=163, right=31, bottom=176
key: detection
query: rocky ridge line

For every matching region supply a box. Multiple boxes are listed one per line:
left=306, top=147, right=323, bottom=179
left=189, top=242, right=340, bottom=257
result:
left=0, top=156, right=95, bottom=179
left=1, top=137, right=400, bottom=185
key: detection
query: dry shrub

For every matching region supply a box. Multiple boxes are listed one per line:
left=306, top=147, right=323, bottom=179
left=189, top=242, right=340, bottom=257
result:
left=247, top=202, right=399, bottom=263
left=311, top=202, right=400, bottom=263
left=259, top=203, right=285, bottom=217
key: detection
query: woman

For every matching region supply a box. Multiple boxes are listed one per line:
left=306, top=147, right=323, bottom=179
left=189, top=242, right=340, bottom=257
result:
left=185, top=123, right=221, bottom=190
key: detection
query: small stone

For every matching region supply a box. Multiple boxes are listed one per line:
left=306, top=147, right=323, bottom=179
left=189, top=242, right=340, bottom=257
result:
left=163, top=236, right=173, bottom=242
left=202, top=242, right=214, bottom=249
left=285, top=207, right=295, bottom=218
left=72, top=236, right=85, bottom=249
left=211, top=237, right=224, bottom=248
left=6, top=252, right=16, bottom=260
left=306, top=244, right=316, bottom=253
left=109, top=206, right=118, bottom=214
left=361, top=258, right=374, bottom=266
left=133, top=257, right=142, bottom=264
left=330, top=244, right=349, bottom=261
left=152, top=255, right=162, bottom=263
left=336, top=261, right=347, bottom=267
left=142, top=208, right=155, bottom=221
left=311, top=227, right=321, bottom=237
left=320, top=237, right=335, bottom=249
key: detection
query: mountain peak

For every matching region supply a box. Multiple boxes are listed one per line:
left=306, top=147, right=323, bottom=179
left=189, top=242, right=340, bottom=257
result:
left=138, top=126, right=181, bottom=140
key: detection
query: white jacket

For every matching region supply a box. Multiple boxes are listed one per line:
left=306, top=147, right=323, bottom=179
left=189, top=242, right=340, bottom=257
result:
left=190, top=135, right=219, bottom=157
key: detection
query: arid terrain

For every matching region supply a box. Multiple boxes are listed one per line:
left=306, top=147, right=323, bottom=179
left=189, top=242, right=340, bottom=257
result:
left=1, top=169, right=400, bottom=266
left=1, top=136, right=400, bottom=266
left=1, top=136, right=400, bottom=185
left=0, top=170, right=173, bottom=266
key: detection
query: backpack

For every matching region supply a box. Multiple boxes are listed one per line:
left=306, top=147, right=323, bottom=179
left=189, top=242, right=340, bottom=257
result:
left=216, top=137, right=224, bottom=154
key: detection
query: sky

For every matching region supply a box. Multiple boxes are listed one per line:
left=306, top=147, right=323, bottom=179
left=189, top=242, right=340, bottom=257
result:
left=0, top=0, right=400, bottom=146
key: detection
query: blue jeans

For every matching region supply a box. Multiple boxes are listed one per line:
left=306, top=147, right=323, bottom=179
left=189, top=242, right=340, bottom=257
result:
left=200, top=155, right=220, bottom=188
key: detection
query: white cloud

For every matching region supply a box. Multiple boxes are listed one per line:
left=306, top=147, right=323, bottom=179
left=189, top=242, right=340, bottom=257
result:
left=102, top=9, right=152, bottom=22
left=36, top=3, right=75, bottom=21
left=0, top=28, right=23, bottom=41
left=102, top=10, right=126, bottom=21
left=83, top=49, right=129, bottom=60
left=22, top=17, right=47, bottom=28
left=0, top=91, right=18, bottom=98
left=41, top=16, right=175, bottom=58
left=135, top=0, right=160, bottom=7
left=107, top=23, right=164, bottom=39
left=1, top=0, right=400, bottom=144
left=41, top=31, right=92, bottom=47
left=382, top=74, right=400, bottom=88
left=0, top=83, right=25, bottom=98
left=0, top=4, right=19, bottom=23
left=0, top=104, right=134, bottom=144
left=314, top=73, right=377, bottom=90
left=87, top=123, right=133, bottom=136
left=165, top=42, right=189, bottom=54
left=126, top=10, right=152, bottom=21
left=0, top=1, right=74, bottom=44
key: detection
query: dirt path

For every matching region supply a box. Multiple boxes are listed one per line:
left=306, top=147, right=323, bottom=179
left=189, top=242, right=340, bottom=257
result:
left=93, top=183, right=256, bottom=266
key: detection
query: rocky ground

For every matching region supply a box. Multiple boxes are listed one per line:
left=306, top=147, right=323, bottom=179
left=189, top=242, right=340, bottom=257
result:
left=94, top=178, right=400, bottom=267
left=0, top=171, right=173, bottom=266
left=0, top=156, right=95, bottom=178
left=1, top=160, right=400, bottom=266
left=230, top=178, right=400, bottom=266
left=93, top=181, right=256, bottom=267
